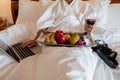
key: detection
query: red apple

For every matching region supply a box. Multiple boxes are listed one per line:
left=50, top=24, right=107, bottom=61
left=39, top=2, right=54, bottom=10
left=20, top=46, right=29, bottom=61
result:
left=55, top=30, right=64, bottom=40
left=57, top=34, right=66, bottom=44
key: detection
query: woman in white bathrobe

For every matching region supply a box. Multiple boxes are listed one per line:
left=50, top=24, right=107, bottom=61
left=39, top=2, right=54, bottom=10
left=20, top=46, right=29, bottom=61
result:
left=20, top=0, right=120, bottom=80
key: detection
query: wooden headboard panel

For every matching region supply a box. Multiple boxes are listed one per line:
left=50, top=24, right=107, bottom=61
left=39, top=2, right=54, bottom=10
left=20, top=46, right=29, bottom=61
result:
left=111, top=0, right=120, bottom=3
left=11, top=0, right=120, bottom=24
left=11, top=0, right=19, bottom=24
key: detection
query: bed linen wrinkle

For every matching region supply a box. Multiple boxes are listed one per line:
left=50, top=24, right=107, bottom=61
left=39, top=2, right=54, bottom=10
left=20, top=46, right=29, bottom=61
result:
left=92, top=60, right=120, bottom=80
left=77, top=48, right=98, bottom=80
left=0, top=63, right=17, bottom=80
left=5, top=54, right=40, bottom=80
left=34, top=47, right=75, bottom=80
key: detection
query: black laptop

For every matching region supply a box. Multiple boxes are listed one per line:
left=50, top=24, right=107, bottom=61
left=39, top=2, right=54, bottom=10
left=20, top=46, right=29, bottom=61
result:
left=0, top=39, right=35, bottom=62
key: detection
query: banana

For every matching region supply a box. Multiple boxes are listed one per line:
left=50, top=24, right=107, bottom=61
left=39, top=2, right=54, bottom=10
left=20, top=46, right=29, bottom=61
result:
left=45, top=32, right=53, bottom=43
left=50, top=33, right=57, bottom=44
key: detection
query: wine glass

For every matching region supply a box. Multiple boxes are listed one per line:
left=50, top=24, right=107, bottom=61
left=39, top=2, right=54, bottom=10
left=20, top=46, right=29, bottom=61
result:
left=84, top=18, right=96, bottom=33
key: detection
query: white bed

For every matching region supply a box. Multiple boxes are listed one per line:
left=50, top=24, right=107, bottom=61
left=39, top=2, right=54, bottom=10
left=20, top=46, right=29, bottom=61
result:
left=0, top=0, right=120, bottom=80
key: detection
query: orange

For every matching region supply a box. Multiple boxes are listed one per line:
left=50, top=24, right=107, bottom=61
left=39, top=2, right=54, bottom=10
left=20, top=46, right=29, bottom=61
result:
left=65, top=34, right=71, bottom=41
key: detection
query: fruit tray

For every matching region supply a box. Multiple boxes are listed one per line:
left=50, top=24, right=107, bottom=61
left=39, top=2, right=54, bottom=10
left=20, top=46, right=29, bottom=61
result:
left=39, top=41, right=94, bottom=47
left=39, top=31, right=95, bottom=47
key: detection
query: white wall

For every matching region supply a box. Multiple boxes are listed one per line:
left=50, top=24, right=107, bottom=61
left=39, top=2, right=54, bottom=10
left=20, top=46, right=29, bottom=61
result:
left=0, top=0, right=13, bottom=23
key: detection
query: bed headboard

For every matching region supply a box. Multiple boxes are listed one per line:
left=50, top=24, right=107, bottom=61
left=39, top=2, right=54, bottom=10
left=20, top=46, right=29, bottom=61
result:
left=11, top=0, right=19, bottom=24
left=111, top=0, right=120, bottom=3
left=11, top=0, right=120, bottom=24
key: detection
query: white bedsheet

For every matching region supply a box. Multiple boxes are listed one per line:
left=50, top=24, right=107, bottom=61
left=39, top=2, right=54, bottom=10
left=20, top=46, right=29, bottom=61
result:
left=1, top=3, right=120, bottom=80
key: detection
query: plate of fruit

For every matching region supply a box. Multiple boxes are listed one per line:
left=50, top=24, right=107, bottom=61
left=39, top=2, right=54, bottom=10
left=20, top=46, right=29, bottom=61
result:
left=39, top=30, right=94, bottom=47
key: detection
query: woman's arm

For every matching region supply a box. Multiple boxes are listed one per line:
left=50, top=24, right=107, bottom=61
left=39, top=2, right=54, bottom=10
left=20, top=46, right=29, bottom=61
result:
left=21, top=27, right=48, bottom=48
left=33, top=27, right=48, bottom=40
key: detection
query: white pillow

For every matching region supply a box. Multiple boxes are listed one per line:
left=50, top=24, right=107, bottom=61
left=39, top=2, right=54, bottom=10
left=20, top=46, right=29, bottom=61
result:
left=0, top=24, right=37, bottom=46
left=16, top=0, right=40, bottom=24
left=16, top=0, right=55, bottom=24
left=107, top=4, right=120, bottom=27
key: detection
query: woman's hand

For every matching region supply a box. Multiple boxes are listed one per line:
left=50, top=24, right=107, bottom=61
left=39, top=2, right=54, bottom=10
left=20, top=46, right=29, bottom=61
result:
left=21, top=40, right=37, bottom=48
left=21, top=27, right=48, bottom=48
